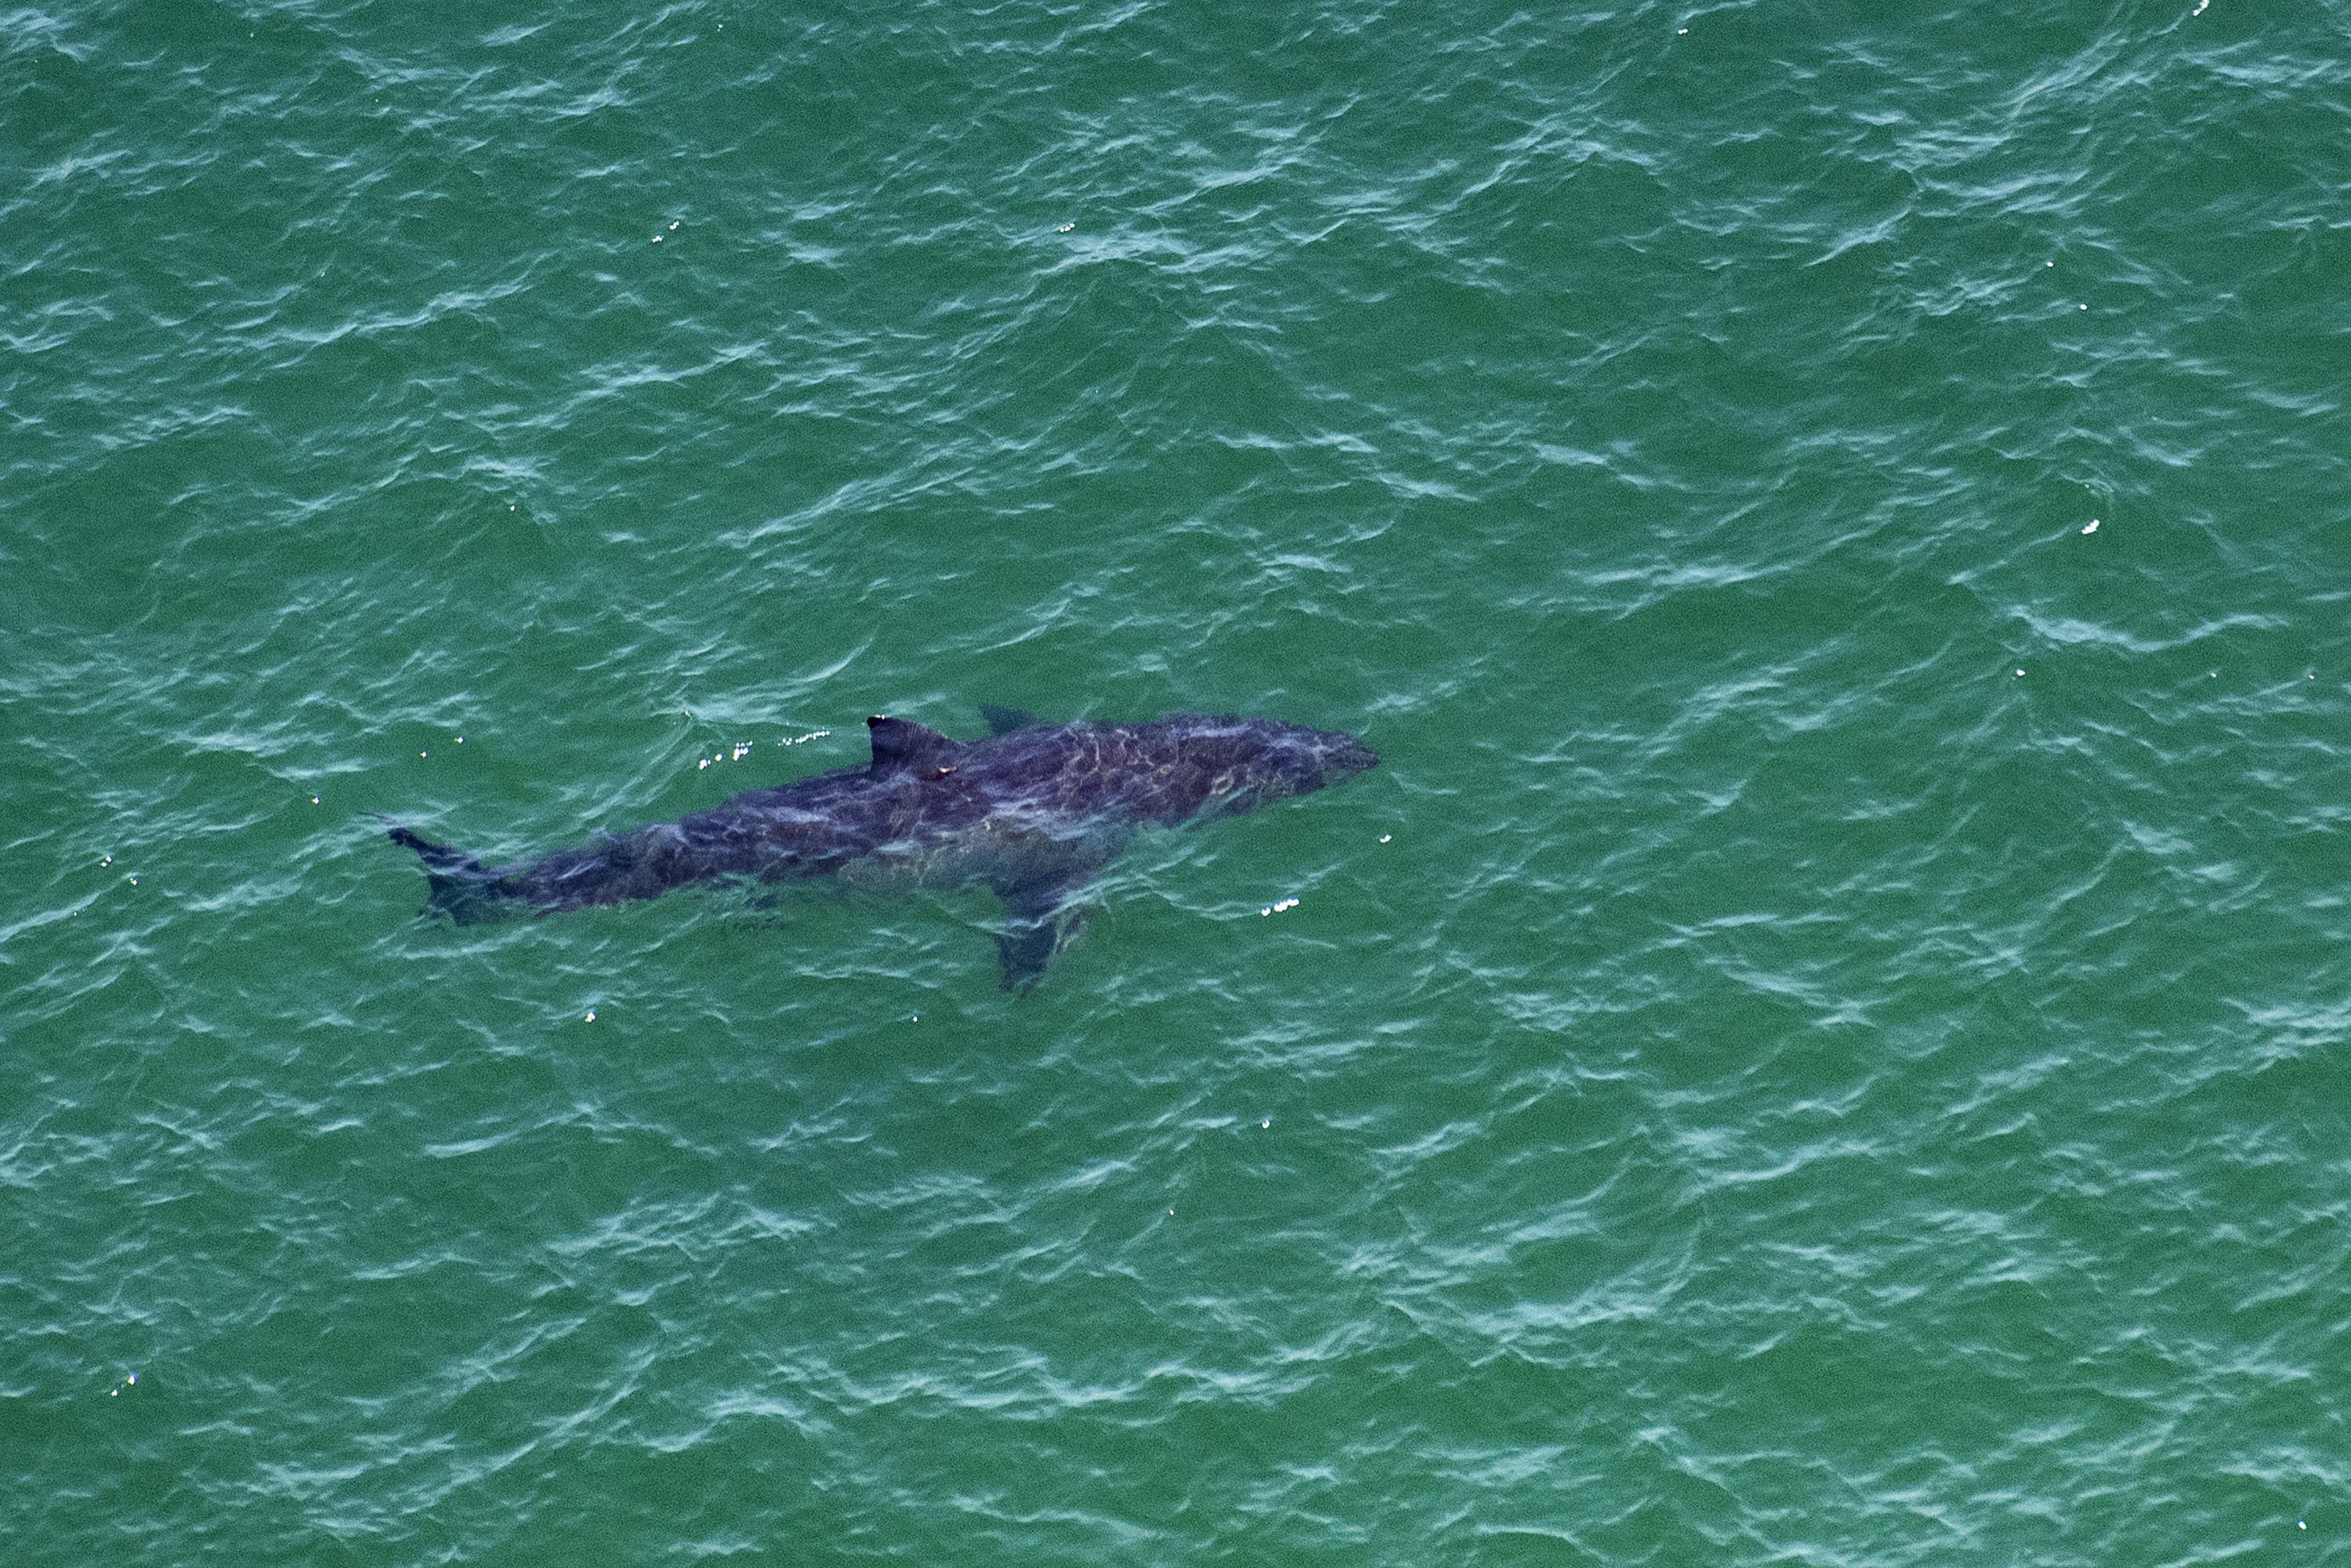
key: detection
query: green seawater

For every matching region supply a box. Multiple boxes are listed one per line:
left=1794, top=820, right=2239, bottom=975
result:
left=5, top=2, right=2348, bottom=1563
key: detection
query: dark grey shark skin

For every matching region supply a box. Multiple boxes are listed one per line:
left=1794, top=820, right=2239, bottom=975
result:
left=388, top=710, right=1377, bottom=987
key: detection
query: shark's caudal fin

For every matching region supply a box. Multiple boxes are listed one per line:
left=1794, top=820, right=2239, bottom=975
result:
left=385, top=822, right=519, bottom=924
left=865, top=715, right=965, bottom=780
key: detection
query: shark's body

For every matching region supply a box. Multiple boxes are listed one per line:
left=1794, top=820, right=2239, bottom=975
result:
left=388, top=709, right=1377, bottom=987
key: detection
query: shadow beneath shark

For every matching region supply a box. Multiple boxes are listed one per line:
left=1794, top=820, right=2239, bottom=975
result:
left=387, top=708, right=1378, bottom=989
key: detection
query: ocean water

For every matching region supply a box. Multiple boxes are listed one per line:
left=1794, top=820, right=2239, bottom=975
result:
left=5, top=0, right=2348, bottom=1562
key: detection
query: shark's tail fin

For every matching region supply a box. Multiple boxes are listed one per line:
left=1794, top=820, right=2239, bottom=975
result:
left=384, top=821, right=521, bottom=924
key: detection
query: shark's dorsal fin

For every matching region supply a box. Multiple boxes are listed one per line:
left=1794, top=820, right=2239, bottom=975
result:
left=867, top=715, right=963, bottom=777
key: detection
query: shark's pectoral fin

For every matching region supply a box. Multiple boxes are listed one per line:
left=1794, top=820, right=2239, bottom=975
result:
left=994, top=875, right=1095, bottom=992
left=978, top=704, right=1044, bottom=736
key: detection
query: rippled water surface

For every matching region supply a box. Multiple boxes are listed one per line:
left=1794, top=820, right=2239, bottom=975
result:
left=7, top=2, right=2349, bottom=1563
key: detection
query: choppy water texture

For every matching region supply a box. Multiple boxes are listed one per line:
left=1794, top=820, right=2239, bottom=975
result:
left=6, top=1, right=2349, bottom=1562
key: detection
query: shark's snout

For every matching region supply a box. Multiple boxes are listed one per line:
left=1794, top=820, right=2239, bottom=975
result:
left=1320, top=733, right=1378, bottom=782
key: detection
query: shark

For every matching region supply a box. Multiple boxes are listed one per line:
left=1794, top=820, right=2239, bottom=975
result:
left=386, top=708, right=1378, bottom=987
